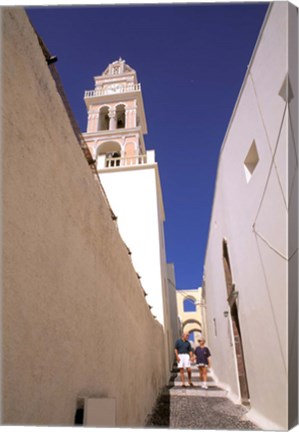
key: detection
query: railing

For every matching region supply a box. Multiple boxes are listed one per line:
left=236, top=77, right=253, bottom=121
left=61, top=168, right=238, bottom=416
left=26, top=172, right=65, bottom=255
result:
left=84, top=83, right=141, bottom=98
left=105, top=154, right=147, bottom=168
left=97, top=151, right=155, bottom=170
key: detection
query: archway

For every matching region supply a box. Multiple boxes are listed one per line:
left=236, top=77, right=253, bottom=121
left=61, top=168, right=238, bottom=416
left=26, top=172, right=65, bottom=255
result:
left=184, top=326, right=203, bottom=346
left=98, top=106, right=110, bottom=131
left=116, top=104, right=126, bottom=129
left=96, top=141, right=121, bottom=168
left=183, top=296, right=197, bottom=312
left=182, top=319, right=201, bottom=333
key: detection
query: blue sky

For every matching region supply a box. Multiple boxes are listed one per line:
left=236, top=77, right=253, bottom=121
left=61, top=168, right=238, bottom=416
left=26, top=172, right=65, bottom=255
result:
left=26, top=2, right=269, bottom=290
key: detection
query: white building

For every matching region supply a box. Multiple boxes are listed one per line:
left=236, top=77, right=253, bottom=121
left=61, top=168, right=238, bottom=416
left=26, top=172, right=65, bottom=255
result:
left=202, top=3, right=297, bottom=430
left=82, top=58, right=177, bottom=371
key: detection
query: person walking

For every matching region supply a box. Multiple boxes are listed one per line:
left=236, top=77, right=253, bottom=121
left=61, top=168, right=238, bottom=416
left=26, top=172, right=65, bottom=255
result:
left=174, top=332, right=194, bottom=388
left=194, top=338, right=211, bottom=389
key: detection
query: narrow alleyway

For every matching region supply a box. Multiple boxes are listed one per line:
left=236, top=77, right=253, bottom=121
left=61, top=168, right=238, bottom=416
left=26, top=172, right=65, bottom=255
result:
left=145, top=365, right=257, bottom=429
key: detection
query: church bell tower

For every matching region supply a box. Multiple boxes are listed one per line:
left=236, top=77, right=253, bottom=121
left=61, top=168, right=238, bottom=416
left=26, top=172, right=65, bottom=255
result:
left=83, top=57, right=148, bottom=169
left=82, top=60, right=174, bottom=371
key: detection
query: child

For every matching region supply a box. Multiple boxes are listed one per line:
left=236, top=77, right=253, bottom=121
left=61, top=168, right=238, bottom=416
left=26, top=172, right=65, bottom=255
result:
left=194, top=338, right=211, bottom=389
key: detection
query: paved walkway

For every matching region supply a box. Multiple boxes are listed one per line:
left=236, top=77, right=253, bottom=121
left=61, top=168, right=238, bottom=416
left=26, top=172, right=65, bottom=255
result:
left=145, top=367, right=257, bottom=429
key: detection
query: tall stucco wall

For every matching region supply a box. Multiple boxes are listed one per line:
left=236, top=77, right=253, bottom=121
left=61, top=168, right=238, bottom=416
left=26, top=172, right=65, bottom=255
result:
left=202, top=3, right=297, bottom=430
left=2, top=8, right=166, bottom=426
left=287, top=1, right=298, bottom=428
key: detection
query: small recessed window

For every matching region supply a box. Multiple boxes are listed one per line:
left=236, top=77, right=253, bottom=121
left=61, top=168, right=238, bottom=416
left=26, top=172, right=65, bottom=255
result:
left=244, top=140, right=259, bottom=183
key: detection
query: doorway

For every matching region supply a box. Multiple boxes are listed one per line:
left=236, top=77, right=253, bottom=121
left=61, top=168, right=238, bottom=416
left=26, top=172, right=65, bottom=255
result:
left=222, top=240, right=250, bottom=404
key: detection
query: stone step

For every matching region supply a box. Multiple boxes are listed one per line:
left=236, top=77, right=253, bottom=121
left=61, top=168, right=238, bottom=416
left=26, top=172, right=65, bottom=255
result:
left=173, top=365, right=211, bottom=370
left=163, top=385, right=228, bottom=398
left=174, top=370, right=213, bottom=376
left=173, top=371, right=214, bottom=378
left=173, top=369, right=213, bottom=375
left=173, top=377, right=214, bottom=385
left=171, top=366, right=200, bottom=373
left=172, top=364, right=201, bottom=370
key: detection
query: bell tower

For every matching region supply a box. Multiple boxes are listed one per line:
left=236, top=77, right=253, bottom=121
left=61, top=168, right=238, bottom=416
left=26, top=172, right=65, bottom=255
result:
left=82, top=59, right=175, bottom=372
left=83, top=58, right=148, bottom=169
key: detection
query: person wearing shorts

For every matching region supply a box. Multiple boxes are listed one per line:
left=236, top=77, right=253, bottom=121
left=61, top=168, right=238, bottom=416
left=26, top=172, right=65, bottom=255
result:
left=174, top=332, right=194, bottom=387
left=194, top=338, right=211, bottom=389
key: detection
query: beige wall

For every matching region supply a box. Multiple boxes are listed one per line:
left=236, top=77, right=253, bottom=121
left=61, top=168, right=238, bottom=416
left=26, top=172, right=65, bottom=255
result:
left=2, top=8, right=167, bottom=426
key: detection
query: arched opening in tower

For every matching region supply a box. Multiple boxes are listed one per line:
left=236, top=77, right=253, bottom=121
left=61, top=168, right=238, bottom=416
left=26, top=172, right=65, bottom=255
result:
left=97, top=141, right=121, bottom=168
left=99, top=106, right=110, bottom=131
left=116, top=104, right=126, bottom=129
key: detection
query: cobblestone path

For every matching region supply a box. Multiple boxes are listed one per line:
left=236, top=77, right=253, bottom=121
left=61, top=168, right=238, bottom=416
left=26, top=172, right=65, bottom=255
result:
left=145, top=367, right=257, bottom=429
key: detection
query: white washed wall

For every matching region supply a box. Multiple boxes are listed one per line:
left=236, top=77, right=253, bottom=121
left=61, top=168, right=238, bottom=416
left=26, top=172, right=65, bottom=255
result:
left=203, top=3, right=297, bottom=429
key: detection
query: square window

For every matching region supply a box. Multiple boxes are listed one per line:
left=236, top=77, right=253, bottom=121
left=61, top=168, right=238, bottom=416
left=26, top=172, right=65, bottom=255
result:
left=244, top=140, right=259, bottom=183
